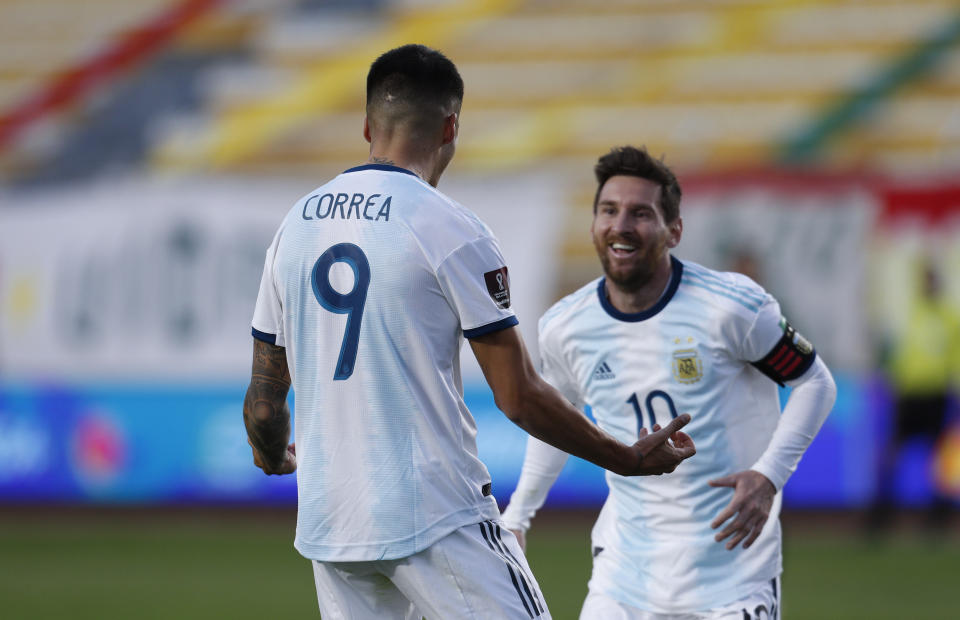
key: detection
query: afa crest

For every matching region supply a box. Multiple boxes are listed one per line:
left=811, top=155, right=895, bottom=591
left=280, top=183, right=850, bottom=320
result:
left=672, top=349, right=703, bottom=384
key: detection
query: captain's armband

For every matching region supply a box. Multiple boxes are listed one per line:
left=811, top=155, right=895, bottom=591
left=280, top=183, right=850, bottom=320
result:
left=751, top=318, right=816, bottom=386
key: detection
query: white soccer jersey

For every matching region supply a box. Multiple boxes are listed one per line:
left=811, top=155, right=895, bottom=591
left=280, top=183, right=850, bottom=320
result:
left=527, top=256, right=815, bottom=612
left=251, top=164, right=515, bottom=562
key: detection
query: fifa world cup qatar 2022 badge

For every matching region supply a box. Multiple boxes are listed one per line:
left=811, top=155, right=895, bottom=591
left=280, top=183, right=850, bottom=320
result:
left=484, top=267, right=511, bottom=309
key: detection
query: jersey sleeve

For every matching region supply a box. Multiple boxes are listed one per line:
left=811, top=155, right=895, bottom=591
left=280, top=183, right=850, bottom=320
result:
left=251, top=230, right=285, bottom=347
left=435, top=235, right=518, bottom=338
left=750, top=355, right=836, bottom=489
left=742, top=297, right=817, bottom=386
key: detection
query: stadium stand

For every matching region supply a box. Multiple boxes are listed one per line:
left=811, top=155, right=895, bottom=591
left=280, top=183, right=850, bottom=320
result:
left=2, top=0, right=957, bottom=299
left=145, top=0, right=960, bottom=176
left=1, top=0, right=958, bottom=183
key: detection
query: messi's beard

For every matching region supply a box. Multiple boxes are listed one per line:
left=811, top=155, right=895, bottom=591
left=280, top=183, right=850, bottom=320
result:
left=601, top=256, right=656, bottom=291
left=596, top=241, right=665, bottom=293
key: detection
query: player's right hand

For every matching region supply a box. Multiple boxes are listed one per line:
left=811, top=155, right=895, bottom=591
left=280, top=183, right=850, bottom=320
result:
left=626, top=414, right=695, bottom=476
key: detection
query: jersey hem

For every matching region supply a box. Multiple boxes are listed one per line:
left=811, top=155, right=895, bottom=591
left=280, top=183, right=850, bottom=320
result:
left=294, top=500, right=500, bottom=562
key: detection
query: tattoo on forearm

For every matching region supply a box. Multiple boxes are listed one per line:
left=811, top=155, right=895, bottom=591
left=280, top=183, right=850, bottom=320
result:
left=244, top=340, right=291, bottom=468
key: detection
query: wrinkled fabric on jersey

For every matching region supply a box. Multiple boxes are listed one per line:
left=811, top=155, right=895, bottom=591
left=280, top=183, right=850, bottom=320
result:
left=508, top=257, right=808, bottom=612
left=252, top=164, right=514, bottom=561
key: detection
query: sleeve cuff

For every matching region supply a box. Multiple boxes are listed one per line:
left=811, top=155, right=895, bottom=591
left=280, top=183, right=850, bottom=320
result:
left=252, top=327, right=278, bottom=345
left=463, top=315, right=519, bottom=339
left=749, top=462, right=788, bottom=492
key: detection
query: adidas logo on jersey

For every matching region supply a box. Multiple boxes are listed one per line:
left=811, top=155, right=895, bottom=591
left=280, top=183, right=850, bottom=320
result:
left=593, top=361, right=616, bottom=380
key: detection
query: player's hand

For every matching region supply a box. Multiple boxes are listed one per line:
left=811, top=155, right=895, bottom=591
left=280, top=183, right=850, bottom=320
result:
left=509, top=528, right=527, bottom=552
left=249, top=439, right=297, bottom=475
left=708, top=470, right=775, bottom=550
left=626, top=414, right=696, bottom=476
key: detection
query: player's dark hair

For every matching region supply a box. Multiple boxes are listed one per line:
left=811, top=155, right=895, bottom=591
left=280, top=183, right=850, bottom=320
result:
left=366, top=44, right=463, bottom=125
left=593, top=146, right=682, bottom=222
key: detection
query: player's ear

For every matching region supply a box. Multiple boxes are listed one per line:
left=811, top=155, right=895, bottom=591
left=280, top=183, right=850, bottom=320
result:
left=363, top=116, right=372, bottom=143
left=441, top=112, right=458, bottom=146
left=666, top=217, right=683, bottom=248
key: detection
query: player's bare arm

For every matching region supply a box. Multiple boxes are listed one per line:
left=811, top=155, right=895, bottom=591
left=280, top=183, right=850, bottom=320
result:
left=469, top=326, right=695, bottom=476
left=243, top=339, right=297, bottom=475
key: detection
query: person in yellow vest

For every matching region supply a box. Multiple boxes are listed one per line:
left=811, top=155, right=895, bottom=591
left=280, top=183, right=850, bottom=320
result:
left=868, top=259, right=960, bottom=533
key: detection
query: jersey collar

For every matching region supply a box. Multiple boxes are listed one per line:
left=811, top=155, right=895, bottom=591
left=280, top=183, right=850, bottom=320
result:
left=597, top=255, right=683, bottom=322
left=342, top=163, right=420, bottom=177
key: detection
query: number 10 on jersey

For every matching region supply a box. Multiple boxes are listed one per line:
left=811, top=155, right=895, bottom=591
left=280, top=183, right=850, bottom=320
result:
left=627, top=390, right=678, bottom=435
left=311, top=243, right=370, bottom=380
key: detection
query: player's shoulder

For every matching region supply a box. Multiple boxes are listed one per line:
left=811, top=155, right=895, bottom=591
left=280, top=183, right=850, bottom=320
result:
left=678, top=259, right=773, bottom=319
left=353, top=169, right=496, bottom=240
left=538, top=277, right=603, bottom=338
left=430, top=191, right=495, bottom=238
left=407, top=189, right=507, bottom=273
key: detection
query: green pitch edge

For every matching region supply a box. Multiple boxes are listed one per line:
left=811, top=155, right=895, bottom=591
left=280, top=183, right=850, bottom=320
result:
left=779, top=11, right=960, bottom=164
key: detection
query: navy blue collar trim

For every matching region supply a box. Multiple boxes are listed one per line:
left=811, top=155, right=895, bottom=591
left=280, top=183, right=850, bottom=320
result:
left=597, top=256, right=683, bottom=322
left=343, top=163, right=419, bottom=177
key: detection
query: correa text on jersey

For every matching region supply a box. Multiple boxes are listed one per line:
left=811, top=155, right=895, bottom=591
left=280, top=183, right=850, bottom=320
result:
left=302, top=193, right=392, bottom=222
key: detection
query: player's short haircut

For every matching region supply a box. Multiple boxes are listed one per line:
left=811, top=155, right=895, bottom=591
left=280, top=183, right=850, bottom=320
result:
left=366, top=44, right=463, bottom=130
left=593, top=146, right=682, bottom=222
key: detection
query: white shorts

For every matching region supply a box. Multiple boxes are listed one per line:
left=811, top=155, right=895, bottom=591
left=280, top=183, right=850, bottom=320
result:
left=312, top=519, right=550, bottom=619
left=579, top=576, right=781, bottom=620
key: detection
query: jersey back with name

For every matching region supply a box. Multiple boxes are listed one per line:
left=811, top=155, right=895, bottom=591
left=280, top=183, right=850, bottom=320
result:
left=538, top=257, right=814, bottom=612
left=251, top=165, right=515, bottom=561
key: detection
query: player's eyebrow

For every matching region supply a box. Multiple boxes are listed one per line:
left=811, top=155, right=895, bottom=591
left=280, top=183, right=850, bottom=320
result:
left=598, top=198, right=657, bottom=211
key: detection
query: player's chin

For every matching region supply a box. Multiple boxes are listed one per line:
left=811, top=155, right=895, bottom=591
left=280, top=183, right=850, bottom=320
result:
left=605, top=267, right=647, bottom=289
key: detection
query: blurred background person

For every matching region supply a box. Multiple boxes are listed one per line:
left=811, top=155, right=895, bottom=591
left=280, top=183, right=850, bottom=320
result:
left=867, top=258, right=960, bottom=535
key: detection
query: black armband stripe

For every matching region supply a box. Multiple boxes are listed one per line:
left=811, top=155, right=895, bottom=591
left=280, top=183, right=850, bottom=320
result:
left=766, top=344, right=791, bottom=368
left=751, top=322, right=816, bottom=386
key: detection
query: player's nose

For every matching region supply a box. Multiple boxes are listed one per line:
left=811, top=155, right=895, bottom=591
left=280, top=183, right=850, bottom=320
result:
left=610, top=211, right=634, bottom=235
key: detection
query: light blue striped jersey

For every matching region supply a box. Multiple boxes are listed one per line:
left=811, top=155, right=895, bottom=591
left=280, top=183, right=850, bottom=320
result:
left=537, top=256, right=795, bottom=612
left=251, top=164, right=513, bottom=561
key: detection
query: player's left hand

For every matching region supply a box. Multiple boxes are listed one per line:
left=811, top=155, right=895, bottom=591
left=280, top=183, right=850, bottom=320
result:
left=249, top=439, right=297, bottom=475
left=708, top=470, right=775, bottom=550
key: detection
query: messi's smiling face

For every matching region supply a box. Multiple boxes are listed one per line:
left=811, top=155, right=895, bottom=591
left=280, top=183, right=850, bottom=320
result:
left=591, top=175, right=681, bottom=290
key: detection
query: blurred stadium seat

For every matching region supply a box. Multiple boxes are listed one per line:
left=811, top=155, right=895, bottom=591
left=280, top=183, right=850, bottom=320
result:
left=1, top=0, right=958, bottom=179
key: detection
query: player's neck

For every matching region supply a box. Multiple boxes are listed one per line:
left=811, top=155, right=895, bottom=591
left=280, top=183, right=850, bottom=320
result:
left=604, top=255, right=674, bottom=314
left=367, top=145, right=444, bottom=187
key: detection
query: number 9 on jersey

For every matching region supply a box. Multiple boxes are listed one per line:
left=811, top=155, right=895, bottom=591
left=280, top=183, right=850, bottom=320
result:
left=311, top=243, right=370, bottom=381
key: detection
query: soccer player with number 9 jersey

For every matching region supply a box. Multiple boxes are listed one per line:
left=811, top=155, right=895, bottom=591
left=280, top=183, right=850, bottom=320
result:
left=502, top=146, right=837, bottom=620
left=243, top=48, right=696, bottom=619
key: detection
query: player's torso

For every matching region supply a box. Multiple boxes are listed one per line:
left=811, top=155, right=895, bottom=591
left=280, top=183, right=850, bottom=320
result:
left=545, top=262, right=784, bottom=610
left=273, top=166, right=499, bottom=560
left=547, top=264, right=781, bottom=535
left=275, top=171, right=461, bottom=390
